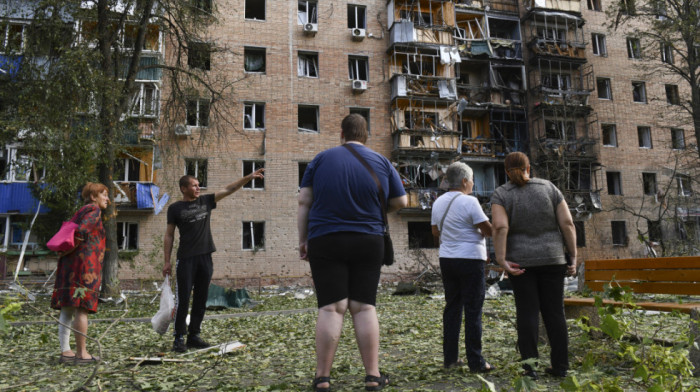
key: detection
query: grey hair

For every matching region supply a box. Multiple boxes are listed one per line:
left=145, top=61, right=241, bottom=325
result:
left=446, top=162, right=473, bottom=188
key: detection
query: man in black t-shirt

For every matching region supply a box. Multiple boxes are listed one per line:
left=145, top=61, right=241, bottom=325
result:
left=163, top=169, right=264, bottom=352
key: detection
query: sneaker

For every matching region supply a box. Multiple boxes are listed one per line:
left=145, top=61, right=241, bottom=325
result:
left=187, top=334, right=211, bottom=349
left=172, top=335, right=187, bottom=353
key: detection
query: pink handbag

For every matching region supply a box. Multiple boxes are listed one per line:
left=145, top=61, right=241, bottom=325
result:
left=46, top=221, right=80, bottom=252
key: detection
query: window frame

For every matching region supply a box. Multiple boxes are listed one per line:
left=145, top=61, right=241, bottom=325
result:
left=129, top=82, right=160, bottom=118
left=192, top=0, right=213, bottom=13
left=187, top=41, right=211, bottom=71
left=347, top=4, right=367, bottom=29
left=647, top=219, right=662, bottom=243
left=587, top=0, right=602, bottom=11
left=637, top=126, right=652, bottom=149
left=642, top=172, right=657, bottom=196
left=298, top=162, right=309, bottom=188
left=242, top=221, right=265, bottom=250
left=661, top=42, right=674, bottom=64
left=244, top=0, right=266, bottom=21
left=114, top=157, right=142, bottom=182
left=243, top=46, right=266, bottom=74
left=186, top=98, right=210, bottom=127
left=665, top=84, right=680, bottom=105
left=606, top=171, right=622, bottom=195
left=677, top=175, right=693, bottom=196
left=407, top=221, right=439, bottom=249
left=348, top=56, right=369, bottom=81
left=601, top=124, right=618, bottom=147
left=298, top=105, right=320, bottom=133
left=1, top=146, right=44, bottom=183
left=611, top=221, right=628, bottom=246
left=632, top=81, right=647, bottom=103
left=243, top=160, right=265, bottom=189
left=591, top=33, right=607, bottom=56
left=1, top=23, right=27, bottom=54
left=574, top=221, right=586, bottom=247
left=298, top=51, right=319, bottom=78
left=298, top=1, right=318, bottom=25
left=627, top=37, right=641, bottom=59
left=243, top=102, right=265, bottom=130
left=117, top=221, right=139, bottom=250
left=671, top=128, right=685, bottom=150
left=597, top=78, right=612, bottom=100
left=184, top=158, right=208, bottom=188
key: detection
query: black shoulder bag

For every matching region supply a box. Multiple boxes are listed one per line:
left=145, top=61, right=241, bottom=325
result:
left=342, top=143, right=394, bottom=266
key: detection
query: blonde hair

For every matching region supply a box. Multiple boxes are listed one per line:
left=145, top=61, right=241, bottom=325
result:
left=81, top=182, right=108, bottom=203
left=504, top=152, right=530, bottom=187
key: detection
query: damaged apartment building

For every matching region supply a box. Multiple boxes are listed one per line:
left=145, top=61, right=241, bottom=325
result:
left=387, top=0, right=528, bottom=248
left=2, top=0, right=698, bottom=283
left=522, top=0, right=602, bottom=243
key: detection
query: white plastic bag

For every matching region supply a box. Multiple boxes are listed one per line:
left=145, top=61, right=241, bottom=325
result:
left=151, top=276, right=175, bottom=335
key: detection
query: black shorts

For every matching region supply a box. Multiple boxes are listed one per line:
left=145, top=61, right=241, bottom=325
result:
left=308, top=232, right=383, bottom=308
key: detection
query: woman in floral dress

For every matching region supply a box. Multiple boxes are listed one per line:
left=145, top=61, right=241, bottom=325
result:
left=51, top=182, right=109, bottom=365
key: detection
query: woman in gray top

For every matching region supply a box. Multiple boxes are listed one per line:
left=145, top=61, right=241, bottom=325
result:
left=491, top=152, right=577, bottom=380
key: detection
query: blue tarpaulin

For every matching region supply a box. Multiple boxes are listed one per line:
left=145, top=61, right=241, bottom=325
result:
left=135, top=183, right=169, bottom=215
left=0, top=54, right=23, bottom=79
left=0, top=182, right=48, bottom=214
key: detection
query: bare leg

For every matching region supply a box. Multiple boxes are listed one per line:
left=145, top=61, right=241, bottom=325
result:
left=73, top=308, right=92, bottom=359
left=315, top=299, right=349, bottom=389
left=349, top=300, right=382, bottom=388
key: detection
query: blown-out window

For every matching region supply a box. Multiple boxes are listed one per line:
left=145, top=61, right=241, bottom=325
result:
left=242, top=221, right=265, bottom=250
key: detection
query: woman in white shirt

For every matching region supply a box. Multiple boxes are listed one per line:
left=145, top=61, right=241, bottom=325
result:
left=431, top=162, right=494, bottom=372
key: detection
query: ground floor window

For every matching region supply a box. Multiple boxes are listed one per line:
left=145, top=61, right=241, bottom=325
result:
left=408, top=221, right=437, bottom=249
left=242, top=221, right=265, bottom=250
left=117, top=222, right=139, bottom=250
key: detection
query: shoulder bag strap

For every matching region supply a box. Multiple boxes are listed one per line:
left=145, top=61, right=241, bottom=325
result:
left=342, top=143, right=389, bottom=231
left=439, top=193, right=463, bottom=233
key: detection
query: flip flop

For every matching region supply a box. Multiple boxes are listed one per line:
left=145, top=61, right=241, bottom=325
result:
left=75, top=355, right=100, bottom=365
left=59, top=354, right=76, bottom=365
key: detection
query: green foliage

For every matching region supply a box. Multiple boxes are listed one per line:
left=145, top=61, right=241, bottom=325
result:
left=0, top=297, right=22, bottom=333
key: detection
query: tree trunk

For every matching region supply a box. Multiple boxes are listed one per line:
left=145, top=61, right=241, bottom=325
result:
left=98, top=148, right=120, bottom=296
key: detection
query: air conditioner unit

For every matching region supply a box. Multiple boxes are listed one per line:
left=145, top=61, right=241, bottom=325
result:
left=352, top=80, right=367, bottom=93
left=174, top=124, right=191, bottom=136
left=303, top=23, right=318, bottom=36
left=351, top=28, right=366, bottom=41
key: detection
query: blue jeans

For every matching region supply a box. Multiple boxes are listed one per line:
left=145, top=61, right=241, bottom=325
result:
left=440, top=258, right=486, bottom=370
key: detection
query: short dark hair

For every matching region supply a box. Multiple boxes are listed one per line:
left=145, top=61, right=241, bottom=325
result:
left=179, top=175, right=197, bottom=192
left=341, top=114, right=368, bottom=144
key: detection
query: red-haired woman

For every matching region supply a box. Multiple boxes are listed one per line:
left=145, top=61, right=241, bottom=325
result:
left=491, top=152, right=577, bottom=379
left=51, top=182, right=109, bottom=365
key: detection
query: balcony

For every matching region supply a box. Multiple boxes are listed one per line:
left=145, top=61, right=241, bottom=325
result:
left=525, top=0, right=581, bottom=13
left=391, top=75, right=457, bottom=100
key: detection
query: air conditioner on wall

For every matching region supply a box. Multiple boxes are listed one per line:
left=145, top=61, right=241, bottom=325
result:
left=303, top=23, right=318, bottom=36
left=351, top=28, right=365, bottom=41
left=174, top=124, right=191, bottom=136
left=352, top=80, right=367, bottom=93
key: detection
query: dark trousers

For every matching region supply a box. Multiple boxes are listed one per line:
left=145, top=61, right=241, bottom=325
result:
left=174, top=254, right=213, bottom=336
left=509, top=264, right=569, bottom=372
left=440, top=258, right=486, bottom=369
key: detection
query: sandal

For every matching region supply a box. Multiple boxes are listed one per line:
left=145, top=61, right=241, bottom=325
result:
left=59, top=354, right=75, bottom=365
left=312, top=376, right=330, bottom=392
left=75, top=355, right=100, bottom=365
left=364, top=373, right=389, bottom=391
left=471, top=361, right=496, bottom=373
